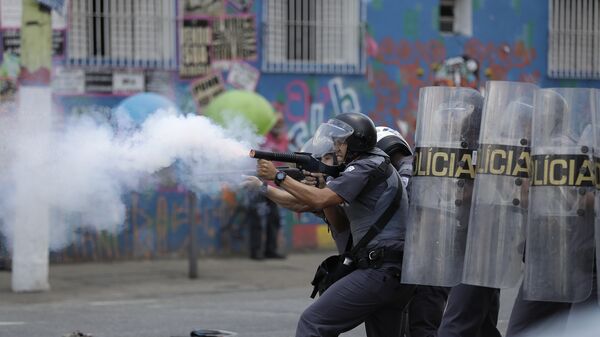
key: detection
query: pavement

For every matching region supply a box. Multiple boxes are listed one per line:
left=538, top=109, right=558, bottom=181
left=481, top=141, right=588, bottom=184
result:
left=0, top=251, right=329, bottom=305
left=0, top=251, right=519, bottom=337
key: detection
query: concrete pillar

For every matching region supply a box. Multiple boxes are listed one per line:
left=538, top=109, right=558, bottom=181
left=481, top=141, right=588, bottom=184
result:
left=11, top=0, right=52, bottom=292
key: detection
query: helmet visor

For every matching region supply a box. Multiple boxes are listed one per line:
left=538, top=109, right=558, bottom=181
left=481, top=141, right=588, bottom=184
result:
left=301, top=137, right=336, bottom=159
left=313, top=119, right=354, bottom=147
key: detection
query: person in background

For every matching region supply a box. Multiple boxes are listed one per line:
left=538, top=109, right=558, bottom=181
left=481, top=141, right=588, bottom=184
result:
left=247, top=112, right=288, bottom=260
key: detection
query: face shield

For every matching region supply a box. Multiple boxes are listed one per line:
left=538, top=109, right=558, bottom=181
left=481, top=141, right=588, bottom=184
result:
left=301, top=136, right=339, bottom=167
left=313, top=118, right=353, bottom=147
left=313, top=119, right=354, bottom=164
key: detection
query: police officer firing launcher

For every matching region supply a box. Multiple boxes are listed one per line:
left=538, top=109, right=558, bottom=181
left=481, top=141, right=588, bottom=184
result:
left=255, top=112, right=415, bottom=337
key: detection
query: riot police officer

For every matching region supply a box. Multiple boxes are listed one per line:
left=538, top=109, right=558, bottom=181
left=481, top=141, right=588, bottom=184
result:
left=244, top=137, right=350, bottom=254
left=505, top=88, right=599, bottom=337
left=376, top=126, right=449, bottom=337
left=257, top=112, right=415, bottom=337
left=438, top=82, right=538, bottom=337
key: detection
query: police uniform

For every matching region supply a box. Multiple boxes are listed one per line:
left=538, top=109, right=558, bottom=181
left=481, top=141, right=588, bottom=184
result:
left=506, top=271, right=598, bottom=337
left=296, top=148, right=415, bottom=337
left=437, top=284, right=501, bottom=337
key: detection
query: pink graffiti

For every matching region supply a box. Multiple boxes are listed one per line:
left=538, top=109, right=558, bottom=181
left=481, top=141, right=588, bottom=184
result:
left=284, top=80, right=311, bottom=123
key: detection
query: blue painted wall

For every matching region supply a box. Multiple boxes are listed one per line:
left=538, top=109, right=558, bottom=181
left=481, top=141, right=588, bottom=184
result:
left=11, top=0, right=598, bottom=261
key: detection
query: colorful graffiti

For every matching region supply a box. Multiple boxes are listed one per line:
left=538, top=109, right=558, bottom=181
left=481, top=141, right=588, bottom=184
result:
left=6, top=0, right=568, bottom=263
left=279, top=77, right=362, bottom=151
left=50, top=188, right=244, bottom=262
left=367, top=38, right=538, bottom=141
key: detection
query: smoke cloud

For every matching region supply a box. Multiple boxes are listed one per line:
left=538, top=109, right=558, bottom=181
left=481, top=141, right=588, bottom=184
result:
left=0, top=103, right=260, bottom=250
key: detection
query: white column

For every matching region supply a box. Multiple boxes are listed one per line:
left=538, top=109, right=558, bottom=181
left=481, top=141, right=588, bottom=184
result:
left=11, top=86, right=52, bottom=292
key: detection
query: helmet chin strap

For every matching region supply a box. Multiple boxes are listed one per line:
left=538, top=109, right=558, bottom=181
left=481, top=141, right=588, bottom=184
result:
left=344, top=150, right=360, bottom=164
left=332, top=155, right=339, bottom=166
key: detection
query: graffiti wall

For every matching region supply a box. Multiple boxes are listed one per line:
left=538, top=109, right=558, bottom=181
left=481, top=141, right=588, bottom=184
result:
left=2, top=0, right=599, bottom=262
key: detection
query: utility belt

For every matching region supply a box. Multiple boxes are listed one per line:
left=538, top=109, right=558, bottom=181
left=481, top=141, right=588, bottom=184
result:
left=355, top=247, right=404, bottom=269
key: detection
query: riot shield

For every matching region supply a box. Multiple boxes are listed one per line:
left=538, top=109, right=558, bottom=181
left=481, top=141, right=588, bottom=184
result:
left=462, top=81, right=537, bottom=288
left=524, top=88, right=596, bottom=303
left=593, top=89, right=600, bottom=305
left=402, top=86, right=483, bottom=287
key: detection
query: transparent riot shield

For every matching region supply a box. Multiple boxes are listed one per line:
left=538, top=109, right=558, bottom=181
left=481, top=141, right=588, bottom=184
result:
left=462, top=81, right=537, bottom=288
left=524, top=88, right=596, bottom=303
left=593, top=89, right=600, bottom=305
left=402, top=86, right=483, bottom=287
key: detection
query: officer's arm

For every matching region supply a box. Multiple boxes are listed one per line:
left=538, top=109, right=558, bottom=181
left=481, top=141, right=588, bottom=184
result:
left=241, top=175, right=314, bottom=212
left=278, top=176, right=344, bottom=209
left=265, top=185, right=314, bottom=212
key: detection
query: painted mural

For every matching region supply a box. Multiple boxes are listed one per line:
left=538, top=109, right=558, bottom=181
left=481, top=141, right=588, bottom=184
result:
left=1, top=0, right=599, bottom=262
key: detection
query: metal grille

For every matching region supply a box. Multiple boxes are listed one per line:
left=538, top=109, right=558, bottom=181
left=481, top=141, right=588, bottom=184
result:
left=439, top=0, right=456, bottom=33
left=548, top=0, right=600, bottom=79
left=67, top=0, right=178, bottom=70
left=262, top=0, right=366, bottom=74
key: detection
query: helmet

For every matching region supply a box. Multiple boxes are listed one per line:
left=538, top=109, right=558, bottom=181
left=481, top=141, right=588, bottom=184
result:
left=332, top=112, right=377, bottom=152
left=376, top=126, right=413, bottom=156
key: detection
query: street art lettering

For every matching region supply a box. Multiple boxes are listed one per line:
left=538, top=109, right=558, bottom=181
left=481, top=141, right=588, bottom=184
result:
left=329, top=77, right=361, bottom=115
left=287, top=103, right=324, bottom=151
left=282, top=77, right=361, bottom=150
left=284, top=80, right=311, bottom=123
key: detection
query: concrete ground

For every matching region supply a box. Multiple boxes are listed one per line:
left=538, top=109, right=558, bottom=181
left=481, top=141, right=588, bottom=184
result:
left=0, top=251, right=518, bottom=337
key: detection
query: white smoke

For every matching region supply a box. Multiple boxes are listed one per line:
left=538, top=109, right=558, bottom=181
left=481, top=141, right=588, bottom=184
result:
left=0, top=103, right=261, bottom=251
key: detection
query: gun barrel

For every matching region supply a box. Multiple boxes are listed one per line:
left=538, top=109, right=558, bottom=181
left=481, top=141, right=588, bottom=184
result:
left=249, top=149, right=310, bottom=164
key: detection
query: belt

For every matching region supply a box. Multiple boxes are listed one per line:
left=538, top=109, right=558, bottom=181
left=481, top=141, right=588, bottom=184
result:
left=355, top=247, right=404, bottom=269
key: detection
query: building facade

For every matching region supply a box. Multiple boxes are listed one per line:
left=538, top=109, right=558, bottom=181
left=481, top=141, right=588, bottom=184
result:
left=0, top=0, right=598, bottom=261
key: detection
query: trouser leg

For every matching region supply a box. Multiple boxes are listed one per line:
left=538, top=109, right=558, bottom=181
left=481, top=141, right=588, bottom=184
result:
left=505, top=282, right=571, bottom=337
left=437, top=284, right=501, bottom=337
left=408, top=286, right=450, bottom=337
left=296, top=266, right=415, bottom=337
left=265, top=199, right=281, bottom=256
left=247, top=204, right=263, bottom=258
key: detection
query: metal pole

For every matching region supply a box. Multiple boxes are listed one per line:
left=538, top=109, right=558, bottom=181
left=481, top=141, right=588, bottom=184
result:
left=188, top=191, right=198, bottom=279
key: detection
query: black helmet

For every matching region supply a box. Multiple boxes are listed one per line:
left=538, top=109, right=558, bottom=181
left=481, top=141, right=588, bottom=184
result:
left=376, top=126, right=413, bottom=156
left=332, top=112, right=377, bottom=152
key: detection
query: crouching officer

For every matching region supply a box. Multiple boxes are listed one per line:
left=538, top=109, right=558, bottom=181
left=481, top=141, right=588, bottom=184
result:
left=257, top=112, right=415, bottom=337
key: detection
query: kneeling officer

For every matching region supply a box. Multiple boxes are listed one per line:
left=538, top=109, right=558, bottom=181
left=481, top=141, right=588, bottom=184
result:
left=256, top=112, right=415, bottom=337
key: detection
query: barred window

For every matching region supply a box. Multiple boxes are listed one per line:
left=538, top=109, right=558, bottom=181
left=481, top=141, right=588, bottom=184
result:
left=548, top=0, right=600, bottom=79
left=262, top=0, right=366, bottom=74
left=439, top=0, right=472, bottom=36
left=67, top=0, right=178, bottom=69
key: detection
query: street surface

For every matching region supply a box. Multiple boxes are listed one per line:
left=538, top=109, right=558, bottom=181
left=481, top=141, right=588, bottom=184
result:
left=0, top=252, right=517, bottom=337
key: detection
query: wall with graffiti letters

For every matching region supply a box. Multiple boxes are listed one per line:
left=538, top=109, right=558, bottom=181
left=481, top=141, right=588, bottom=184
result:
left=2, top=0, right=599, bottom=262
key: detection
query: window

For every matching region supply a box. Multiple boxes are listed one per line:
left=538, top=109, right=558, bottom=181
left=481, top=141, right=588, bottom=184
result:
left=67, top=0, right=178, bottom=69
left=548, top=0, right=600, bottom=79
left=439, top=0, right=472, bottom=36
left=262, top=0, right=366, bottom=74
